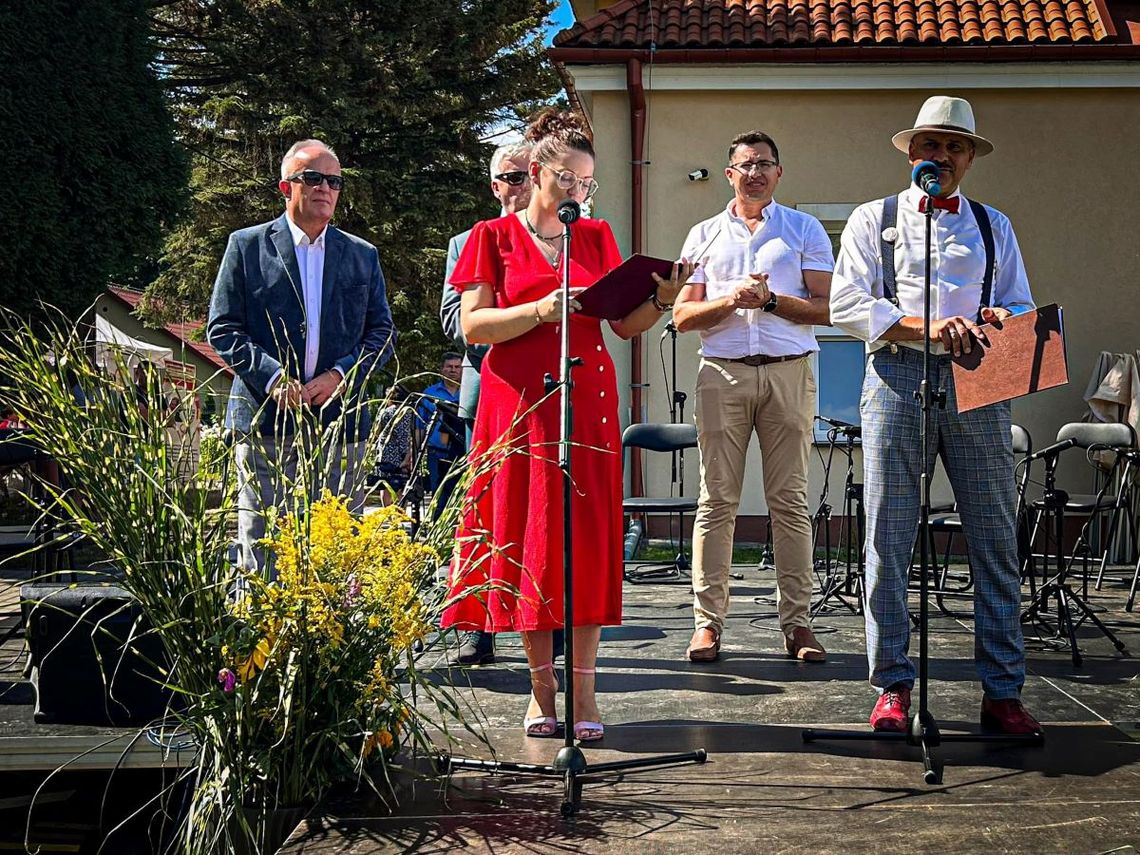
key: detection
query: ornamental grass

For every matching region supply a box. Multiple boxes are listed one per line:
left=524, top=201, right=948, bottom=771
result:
left=0, top=310, right=485, bottom=854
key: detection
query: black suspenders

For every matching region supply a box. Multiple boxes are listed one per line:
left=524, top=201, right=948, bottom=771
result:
left=879, top=194, right=995, bottom=323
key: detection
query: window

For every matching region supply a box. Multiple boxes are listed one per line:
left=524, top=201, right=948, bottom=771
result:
left=811, top=334, right=865, bottom=443
left=797, top=204, right=866, bottom=443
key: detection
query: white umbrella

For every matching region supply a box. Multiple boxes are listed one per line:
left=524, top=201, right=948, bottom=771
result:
left=94, top=315, right=173, bottom=378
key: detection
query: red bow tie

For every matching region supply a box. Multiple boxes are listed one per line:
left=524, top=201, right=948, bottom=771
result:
left=918, top=195, right=960, bottom=214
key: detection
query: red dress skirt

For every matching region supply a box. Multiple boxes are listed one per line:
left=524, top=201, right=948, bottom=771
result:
left=440, top=215, right=624, bottom=631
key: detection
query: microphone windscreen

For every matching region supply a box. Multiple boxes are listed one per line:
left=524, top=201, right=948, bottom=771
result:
left=911, top=160, right=939, bottom=183
left=557, top=199, right=581, bottom=224
left=911, top=160, right=942, bottom=195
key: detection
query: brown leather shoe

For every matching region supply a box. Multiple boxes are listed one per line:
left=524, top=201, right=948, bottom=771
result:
left=784, top=626, right=827, bottom=662
left=686, top=626, right=721, bottom=662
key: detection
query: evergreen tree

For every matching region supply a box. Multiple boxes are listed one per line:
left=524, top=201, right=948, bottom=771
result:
left=0, top=0, right=187, bottom=321
left=147, top=0, right=560, bottom=377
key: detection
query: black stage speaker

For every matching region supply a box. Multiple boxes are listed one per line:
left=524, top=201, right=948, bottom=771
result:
left=21, top=584, right=173, bottom=726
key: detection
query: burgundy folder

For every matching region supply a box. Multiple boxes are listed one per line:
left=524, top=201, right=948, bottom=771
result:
left=576, top=254, right=675, bottom=320
left=950, top=303, right=1069, bottom=413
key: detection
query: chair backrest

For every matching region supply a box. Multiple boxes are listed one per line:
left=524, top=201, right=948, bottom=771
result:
left=1011, top=423, right=1031, bottom=455
left=1057, top=422, right=1136, bottom=451
left=621, top=422, right=698, bottom=453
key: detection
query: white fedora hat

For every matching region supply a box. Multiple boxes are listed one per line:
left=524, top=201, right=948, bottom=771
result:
left=892, top=96, right=994, bottom=157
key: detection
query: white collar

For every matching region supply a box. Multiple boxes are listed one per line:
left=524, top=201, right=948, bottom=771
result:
left=285, top=214, right=328, bottom=248
left=727, top=198, right=778, bottom=223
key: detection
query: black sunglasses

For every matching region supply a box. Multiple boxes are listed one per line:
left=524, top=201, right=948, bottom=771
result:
left=493, top=170, right=528, bottom=186
left=286, top=169, right=345, bottom=191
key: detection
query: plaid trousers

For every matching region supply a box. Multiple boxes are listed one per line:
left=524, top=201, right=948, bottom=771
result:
left=861, top=346, right=1025, bottom=699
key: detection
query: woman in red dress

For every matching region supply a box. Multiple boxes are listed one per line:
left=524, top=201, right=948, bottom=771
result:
left=441, top=109, right=694, bottom=741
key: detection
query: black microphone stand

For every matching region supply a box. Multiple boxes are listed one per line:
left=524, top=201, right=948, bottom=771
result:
left=440, top=200, right=706, bottom=818
left=666, top=321, right=690, bottom=574
left=803, top=182, right=1043, bottom=784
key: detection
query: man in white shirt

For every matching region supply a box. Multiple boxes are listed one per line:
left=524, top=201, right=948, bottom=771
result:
left=830, top=96, right=1040, bottom=735
left=674, top=131, right=834, bottom=664
left=208, top=139, right=395, bottom=577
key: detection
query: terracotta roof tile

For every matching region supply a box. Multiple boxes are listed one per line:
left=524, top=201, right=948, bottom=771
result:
left=937, top=0, right=963, bottom=41
left=552, top=0, right=1114, bottom=49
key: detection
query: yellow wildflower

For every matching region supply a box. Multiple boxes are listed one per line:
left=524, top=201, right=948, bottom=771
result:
left=362, top=728, right=394, bottom=757
left=236, top=636, right=272, bottom=682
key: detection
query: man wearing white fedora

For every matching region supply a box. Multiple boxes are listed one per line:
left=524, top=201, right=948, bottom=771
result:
left=830, top=96, right=1041, bottom=735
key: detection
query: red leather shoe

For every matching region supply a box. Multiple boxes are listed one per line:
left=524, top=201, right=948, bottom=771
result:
left=869, top=685, right=911, bottom=732
left=980, top=697, right=1042, bottom=735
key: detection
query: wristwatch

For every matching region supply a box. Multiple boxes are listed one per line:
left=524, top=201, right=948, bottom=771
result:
left=760, top=293, right=779, bottom=313
left=651, top=293, right=674, bottom=312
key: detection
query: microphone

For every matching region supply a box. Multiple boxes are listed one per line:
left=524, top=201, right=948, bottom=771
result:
left=817, top=415, right=856, bottom=430
left=912, top=160, right=942, bottom=197
left=660, top=321, right=677, bottom=341
left=816, top=415, right=861, bottom=436
left=1027, top=437, right=1078, bottom=462
left=557, top=199, right=581, bottom=224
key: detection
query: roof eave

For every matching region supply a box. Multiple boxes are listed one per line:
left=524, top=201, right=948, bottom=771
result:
left=548, top=43, right=1140, bottom=64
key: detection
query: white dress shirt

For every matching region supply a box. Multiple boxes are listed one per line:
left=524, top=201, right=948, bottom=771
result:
left=830, top=185, right=1034, bottom=353
left=285, top=215, right=328, bottom=381
left=681, top=200, right=834, bottom=358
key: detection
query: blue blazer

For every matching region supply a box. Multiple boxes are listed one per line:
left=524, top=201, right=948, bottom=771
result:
left=207, top=214, right=396, bottom=441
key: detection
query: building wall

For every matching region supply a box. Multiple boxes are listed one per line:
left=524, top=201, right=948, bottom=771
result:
left=587, top=85, right=1140, bottom=521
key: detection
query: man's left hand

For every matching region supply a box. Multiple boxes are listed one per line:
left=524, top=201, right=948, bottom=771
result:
left=747, top=272, right=772, bottom=304
left=979, top=306, right=1013, bottom=324
left=304, top=371, right=343, bottom=406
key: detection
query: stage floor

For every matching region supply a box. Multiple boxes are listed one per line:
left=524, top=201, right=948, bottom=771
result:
left=3, top=563, right=1138, bottom=852
left=282, top=564, right=1140, bottom=854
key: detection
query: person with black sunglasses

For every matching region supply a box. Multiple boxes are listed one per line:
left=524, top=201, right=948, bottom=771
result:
left=439, top=141, right=537, bottom=666
left=208, top=138, right=395, bottom=579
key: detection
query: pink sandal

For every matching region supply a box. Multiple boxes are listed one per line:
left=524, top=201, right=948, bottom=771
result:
left=524, top=663, right=558, bottom=738
left=571, top=666, right=605, bottom=742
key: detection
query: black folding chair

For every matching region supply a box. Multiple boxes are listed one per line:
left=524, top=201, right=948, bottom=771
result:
left=1027, top=422, right=1137, bottom=599
left=622, top=423, right=698, bottom=583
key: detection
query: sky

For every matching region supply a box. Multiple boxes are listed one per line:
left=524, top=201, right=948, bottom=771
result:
left=546, top=0, right=577, bottom=44
left=485, top=1, right=577, bottom=143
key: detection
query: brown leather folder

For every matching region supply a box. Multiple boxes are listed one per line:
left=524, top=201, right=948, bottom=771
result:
left=576, top=254, right=675, bottom=320
left=950, top=303, right=1068, bottom=413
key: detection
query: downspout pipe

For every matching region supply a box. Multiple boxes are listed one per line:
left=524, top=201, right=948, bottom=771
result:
left=627, top=57, right=647, bottom=499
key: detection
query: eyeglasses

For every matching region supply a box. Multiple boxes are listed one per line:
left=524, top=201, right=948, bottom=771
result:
left=493, top=170, right=528, bottom=186
left=539, top=162, right=599, bottom=199
left=285, top=170, right=345, bottom=191
left=728, top=160, right=779, bottom=177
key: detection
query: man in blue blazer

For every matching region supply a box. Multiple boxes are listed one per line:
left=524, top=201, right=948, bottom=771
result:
left=208, top=138, right=395, bottom=576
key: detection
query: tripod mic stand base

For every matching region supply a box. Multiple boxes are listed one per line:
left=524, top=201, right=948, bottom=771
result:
left=802, top=718, right=1044, bottom=786
left=438, top=746, right=707, bottom=819
left=553, top=744, right=588, bottom=773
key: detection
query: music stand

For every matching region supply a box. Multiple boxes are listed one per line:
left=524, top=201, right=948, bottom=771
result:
left=439, top=200, right=706, bottom=817
left=810, top=417, right=863, bottom=617
left=1020, top=435, right=1129, bottom=666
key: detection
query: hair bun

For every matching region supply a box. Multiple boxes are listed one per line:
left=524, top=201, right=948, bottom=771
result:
left=524, top=107, right=593, bottom=145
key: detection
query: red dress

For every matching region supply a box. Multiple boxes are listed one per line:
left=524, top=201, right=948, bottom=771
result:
left=440, top=215, right=625, bottom=631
